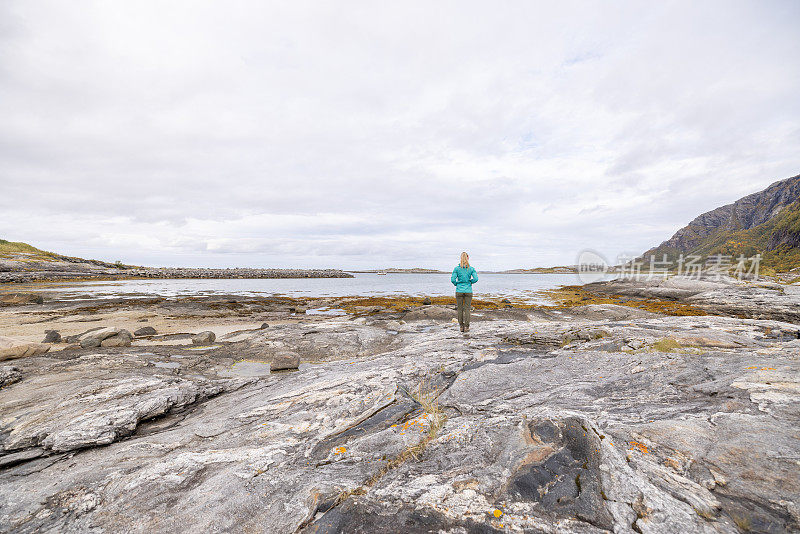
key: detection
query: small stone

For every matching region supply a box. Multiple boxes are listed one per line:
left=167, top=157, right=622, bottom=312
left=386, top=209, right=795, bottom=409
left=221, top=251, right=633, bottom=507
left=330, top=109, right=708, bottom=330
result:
left=134, top=326, right=157, bottom=337
left=192, top=331, right=216, bottom=344
left=422, top=297, right=432, bottom=305
left=271, top=351, right=300, bottom=371
left=260, top=323, right=269, bottom=329
left=42, top=330, right=61, bottom=343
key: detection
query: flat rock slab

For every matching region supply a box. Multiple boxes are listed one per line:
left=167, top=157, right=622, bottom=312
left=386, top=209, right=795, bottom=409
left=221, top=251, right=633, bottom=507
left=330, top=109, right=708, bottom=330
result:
left=403, top=305, right=458, bottom=321
left=219, top=361, right=272, bottom=377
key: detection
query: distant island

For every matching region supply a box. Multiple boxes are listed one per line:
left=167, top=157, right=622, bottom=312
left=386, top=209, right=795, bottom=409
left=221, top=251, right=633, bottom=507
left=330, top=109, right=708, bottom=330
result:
left=0, top=240, right=352, bottom=283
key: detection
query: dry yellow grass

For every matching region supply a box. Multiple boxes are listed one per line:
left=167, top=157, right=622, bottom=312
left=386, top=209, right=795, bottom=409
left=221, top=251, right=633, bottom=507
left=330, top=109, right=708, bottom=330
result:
left=542, top=285, right=707, bottom=317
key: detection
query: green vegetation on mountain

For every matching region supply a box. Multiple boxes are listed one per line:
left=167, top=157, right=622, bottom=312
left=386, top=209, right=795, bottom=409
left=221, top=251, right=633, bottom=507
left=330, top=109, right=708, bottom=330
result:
left=644, top=174, right=800, bottom=272
left=0, top=239, right=55, bottom=259
left=688, top=200, right=800, bottom=272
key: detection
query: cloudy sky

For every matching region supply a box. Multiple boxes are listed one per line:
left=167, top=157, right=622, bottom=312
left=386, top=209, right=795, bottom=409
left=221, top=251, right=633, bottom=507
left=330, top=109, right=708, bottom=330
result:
left=1, top=1, right=798, bottom=269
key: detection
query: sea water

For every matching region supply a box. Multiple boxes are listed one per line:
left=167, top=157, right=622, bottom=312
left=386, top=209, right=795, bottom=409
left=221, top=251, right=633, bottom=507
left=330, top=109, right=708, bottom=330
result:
left=30, top=272, right=608, bottom=304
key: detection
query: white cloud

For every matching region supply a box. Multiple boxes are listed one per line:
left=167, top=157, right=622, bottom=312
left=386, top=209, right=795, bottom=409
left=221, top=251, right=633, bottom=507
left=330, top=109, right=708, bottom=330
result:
left=1, top=0, right=798, bottom=269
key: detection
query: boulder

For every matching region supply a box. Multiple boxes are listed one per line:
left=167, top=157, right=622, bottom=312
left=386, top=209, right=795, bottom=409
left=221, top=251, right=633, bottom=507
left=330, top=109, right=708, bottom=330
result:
left=192, top=331, right=216, bottom=345
left=0, top=336, right=50, bottom=361
left=271, top=351, right=300, bottom=371
left=422, top=297, right=432, bottom=305
left=78, top=327, right=121, bottom=348
left=134, top=326, right=157, bottom=337
left=101, top=331, right=133, bottom=348
left=42, top=330, right=61, bottom=343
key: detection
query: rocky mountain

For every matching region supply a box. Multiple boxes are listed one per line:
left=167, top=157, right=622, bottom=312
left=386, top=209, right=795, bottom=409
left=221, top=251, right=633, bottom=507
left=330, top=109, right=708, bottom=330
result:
left=644, top=174, right=800, bottom=271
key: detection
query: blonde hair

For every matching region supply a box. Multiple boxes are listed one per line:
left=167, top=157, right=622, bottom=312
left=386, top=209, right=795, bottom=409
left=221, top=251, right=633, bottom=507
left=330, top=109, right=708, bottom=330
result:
left=459, top=252, right=469, bottom=268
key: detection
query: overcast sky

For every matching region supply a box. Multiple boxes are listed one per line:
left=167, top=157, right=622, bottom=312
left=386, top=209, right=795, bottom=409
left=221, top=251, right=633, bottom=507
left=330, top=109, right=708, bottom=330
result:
left=1, top=1, right=799, bottom=269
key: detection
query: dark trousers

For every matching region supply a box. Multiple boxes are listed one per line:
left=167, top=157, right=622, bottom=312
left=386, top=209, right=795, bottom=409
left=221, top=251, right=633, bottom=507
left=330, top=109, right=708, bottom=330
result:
left=456, top=292, right=472, bottom=328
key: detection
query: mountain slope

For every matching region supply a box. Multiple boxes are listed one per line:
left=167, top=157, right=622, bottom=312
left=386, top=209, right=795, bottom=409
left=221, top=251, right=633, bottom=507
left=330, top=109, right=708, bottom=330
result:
left=0, top=239, right=57, bottom=258
left=644, top=174, right=800, bottom=271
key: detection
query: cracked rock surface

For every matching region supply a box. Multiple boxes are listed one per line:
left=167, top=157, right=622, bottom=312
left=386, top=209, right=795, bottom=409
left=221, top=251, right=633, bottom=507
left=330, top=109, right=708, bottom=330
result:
left=1, top=280, right=799, bottom=533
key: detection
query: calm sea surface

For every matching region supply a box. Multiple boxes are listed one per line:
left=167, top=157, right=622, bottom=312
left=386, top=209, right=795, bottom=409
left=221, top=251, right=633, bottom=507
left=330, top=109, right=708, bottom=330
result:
left=32, top=272, right=608, bottom=303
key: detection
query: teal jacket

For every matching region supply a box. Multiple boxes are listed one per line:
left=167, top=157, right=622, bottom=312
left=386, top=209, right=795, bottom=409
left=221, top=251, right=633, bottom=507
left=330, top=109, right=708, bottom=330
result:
left=451, top=265, right=478, bottom=293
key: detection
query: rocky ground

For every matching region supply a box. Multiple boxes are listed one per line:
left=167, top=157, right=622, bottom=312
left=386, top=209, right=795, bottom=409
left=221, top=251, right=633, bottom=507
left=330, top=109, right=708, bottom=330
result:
left=0, top=276, right=798, bottom=533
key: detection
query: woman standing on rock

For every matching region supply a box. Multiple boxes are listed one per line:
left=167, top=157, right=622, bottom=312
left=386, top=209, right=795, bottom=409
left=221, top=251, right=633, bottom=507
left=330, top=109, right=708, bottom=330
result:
left=451, top=252, right=478, bottom=333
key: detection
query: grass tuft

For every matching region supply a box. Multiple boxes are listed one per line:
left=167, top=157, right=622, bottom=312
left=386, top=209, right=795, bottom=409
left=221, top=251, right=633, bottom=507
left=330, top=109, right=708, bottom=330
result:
left=651, top=338, right=683, bottom=353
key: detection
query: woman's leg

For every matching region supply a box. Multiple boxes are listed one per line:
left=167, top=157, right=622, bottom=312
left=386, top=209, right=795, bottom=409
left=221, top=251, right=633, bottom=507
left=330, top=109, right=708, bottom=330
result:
left=456, top=293, right=464, bottom=328
left=463, top=293, right=472, bottom=329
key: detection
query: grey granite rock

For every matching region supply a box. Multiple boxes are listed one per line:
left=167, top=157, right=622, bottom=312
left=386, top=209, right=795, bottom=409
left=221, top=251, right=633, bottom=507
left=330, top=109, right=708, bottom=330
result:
left=271, top=351, right=300, bottom=371
left=586, top=276, right=800, bottom=323
left=403, top=305, right=457, bottom=321
left=78, top=327, right=121, bottom=349
left=134, top=326, right=157, bottom=336
left=192, top=331, right=216, bottom=344
left=42, top=330, right=61, bottom=343
left=0, top=281, right=798, bottom=533
left=101, top=330, right=133, bottom=347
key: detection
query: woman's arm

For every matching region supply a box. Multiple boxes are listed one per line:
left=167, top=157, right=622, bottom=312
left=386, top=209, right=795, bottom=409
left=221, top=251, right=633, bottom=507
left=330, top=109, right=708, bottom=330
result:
left=451, top=268, right=458, bottom=286
left=470, top=268, right=478, bottom=284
